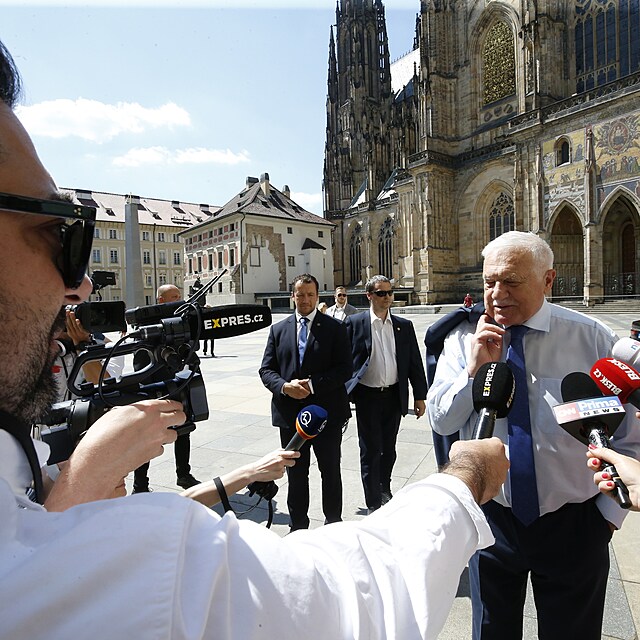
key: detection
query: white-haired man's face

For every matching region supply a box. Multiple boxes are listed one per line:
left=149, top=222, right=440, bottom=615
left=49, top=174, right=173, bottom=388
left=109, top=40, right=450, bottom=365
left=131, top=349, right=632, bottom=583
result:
left=482, top=248, right=555, bottom=327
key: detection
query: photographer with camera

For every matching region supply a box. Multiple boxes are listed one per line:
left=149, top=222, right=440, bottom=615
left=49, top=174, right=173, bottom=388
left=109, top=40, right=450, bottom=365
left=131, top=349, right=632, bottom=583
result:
left=0, top=40, right=511, bottom=639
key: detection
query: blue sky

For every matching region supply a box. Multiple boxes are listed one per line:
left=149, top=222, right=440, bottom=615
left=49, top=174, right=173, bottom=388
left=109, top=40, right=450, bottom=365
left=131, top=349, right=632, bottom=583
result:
left=2, top=1, right=418, bottom=215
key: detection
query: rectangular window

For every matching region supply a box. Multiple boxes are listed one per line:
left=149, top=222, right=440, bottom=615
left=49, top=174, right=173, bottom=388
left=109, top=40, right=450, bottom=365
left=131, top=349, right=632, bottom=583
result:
left=157, top=232, right=165, bottom=242
left=142, top=231, right=150, bottom=241
left=218, top=251, right=223, bottom=269
left=92, top=248, right=101, bottom=263
left=110, top=249, right=119, bottom=264
left=318, top=231, right=324, bottom=238
left=158, top=250, right=167, bottom=266
left=109, top=229, right=117, bottom=240
left=172, top=234, right=179, bottom=243
left=174, top=252, right=181, bottom=265
left=230, top=222, right=235, bottom=231
left=145, top=295, right=152, bottom=305
left=197, top=256, right=202, bottom=272
left=159, top=274, right=167, bottom=285
left=208, top=253, right=213, bottom=270
left=188, top=258, right=193, bottom=274
left=94, top=228, right=101, bottom=239
left=250, top=246, right=260, bottom=267
left=288, top=256, right=295, bottom=267
left=229, top=248, right=235, bottom=267
left=143, top=250, right=151, bottom=265
left=218, top=282, right=223, bottom=293
left=287, top=227, right=293, bottom=234
left=145, top=275, right=152, bottom=287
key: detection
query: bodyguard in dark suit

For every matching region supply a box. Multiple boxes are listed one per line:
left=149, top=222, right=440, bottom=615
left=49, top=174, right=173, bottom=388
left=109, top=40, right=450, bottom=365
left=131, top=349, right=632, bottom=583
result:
left=259, top=274, right=352, bottom=531
left=346, top=275, right=427, bottom=513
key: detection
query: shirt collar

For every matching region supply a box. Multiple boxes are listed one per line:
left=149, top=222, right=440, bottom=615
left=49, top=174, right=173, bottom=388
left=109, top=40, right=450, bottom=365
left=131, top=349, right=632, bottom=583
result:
left=296, top=308, right=317, bottom=325
left=368, top=307, right=392, bottom=325
left=506, top=298, right=551, bottom=334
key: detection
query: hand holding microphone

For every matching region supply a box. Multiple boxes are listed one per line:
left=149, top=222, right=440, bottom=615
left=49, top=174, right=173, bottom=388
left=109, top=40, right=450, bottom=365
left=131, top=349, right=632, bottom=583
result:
left=247, top=405, right=328, bottom=498
left=553, top=372, right=632, bottom=509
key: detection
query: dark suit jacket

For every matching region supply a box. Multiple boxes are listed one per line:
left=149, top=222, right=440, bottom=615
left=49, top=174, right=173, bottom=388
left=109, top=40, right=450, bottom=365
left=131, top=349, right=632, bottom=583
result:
left=259, top=313, right=352, bottom=429
left=346, top=311, right=427, bottom=416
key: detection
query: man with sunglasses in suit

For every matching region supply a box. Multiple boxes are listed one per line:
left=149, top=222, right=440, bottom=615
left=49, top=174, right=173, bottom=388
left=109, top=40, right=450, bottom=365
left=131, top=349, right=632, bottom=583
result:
left=346, top=275, right=427, bottom=514
left=326, top=286, right=358, bottom=321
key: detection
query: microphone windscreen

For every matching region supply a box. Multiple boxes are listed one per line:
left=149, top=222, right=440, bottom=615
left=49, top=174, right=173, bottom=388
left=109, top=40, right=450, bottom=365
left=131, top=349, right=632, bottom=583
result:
left=472, top=362, right=515, bottom=419
left=195, top=304, right=272, bottom=339
left=295, top=405, right=328, bottom=440
left=560, top=371, right=625, bottom=440
left=612, top=337, right=640, bottom=369
left=590, top=358, right=640, bottom=402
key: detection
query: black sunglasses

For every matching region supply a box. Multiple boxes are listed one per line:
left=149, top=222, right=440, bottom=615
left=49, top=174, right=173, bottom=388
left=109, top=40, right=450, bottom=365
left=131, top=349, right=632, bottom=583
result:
left=0, top=192, right=96, bottom=288
left=372, top=290, right=394, bottom=297
left=336, top=293, right=346, bottom=298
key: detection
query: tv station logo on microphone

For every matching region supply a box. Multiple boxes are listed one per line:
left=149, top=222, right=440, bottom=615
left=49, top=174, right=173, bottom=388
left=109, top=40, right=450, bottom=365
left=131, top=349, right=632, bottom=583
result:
left=203, top=312, right=265, bottom=331
left=552, top=396, right=625, bottom=424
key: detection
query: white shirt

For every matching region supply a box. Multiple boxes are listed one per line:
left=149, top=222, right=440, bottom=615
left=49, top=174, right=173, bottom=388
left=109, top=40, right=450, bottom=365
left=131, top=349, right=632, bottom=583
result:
left=329, top=304, right=348, bottom=322
left=426, top=300, right=640, bottom=529
left=360, top=309, right=398, bottom=388
left=0, top=437, right=493, bottom=640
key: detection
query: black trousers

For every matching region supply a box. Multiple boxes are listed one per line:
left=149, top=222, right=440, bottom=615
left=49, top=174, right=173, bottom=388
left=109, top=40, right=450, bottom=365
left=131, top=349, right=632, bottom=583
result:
left=469, top=498, right=612, bottom=640
left=279, top=423, right=343, bottom=530
left=133, top=432, right=192, bottom=488
left=353, top=384, right=401, bottom=510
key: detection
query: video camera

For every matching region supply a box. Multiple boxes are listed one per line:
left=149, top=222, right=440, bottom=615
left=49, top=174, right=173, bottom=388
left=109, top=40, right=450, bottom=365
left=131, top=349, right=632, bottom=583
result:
left=41, top=273, right=272, bottom=463
left=66, top=300, right=127, bottom=333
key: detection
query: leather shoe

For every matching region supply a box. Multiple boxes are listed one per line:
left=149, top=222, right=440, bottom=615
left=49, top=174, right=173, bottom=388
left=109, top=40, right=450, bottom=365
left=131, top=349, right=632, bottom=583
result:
left=177, top=474, right=201, bottom=489
left=381, top=490, right=392, bottom=505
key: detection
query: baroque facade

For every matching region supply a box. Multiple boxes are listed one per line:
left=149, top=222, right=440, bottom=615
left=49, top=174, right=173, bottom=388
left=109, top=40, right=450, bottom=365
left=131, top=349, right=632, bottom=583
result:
left=323, top=0, right=640, bottom=304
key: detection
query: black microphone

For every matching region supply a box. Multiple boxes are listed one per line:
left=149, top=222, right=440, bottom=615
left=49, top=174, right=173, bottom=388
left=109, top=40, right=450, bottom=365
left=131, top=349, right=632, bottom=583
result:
left=556, top=372, right=631, bottom=509
left=471, top=362, right=515, bottom=439
left=247, top=405, right=328, bottom=500
left=129, top=304, right=272, bottom=343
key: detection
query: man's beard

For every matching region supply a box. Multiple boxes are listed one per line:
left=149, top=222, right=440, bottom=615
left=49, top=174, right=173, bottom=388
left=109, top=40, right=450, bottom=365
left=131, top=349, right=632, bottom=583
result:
left=0, top=307, right=65, bottom=423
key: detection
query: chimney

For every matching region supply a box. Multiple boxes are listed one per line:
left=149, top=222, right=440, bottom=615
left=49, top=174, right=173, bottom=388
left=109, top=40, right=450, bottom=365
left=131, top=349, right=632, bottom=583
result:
left=282, top=184, right=291, bottom=198
left=260, top=172, right=270, bottom=196
left=246, top=176, right=259, bottom=188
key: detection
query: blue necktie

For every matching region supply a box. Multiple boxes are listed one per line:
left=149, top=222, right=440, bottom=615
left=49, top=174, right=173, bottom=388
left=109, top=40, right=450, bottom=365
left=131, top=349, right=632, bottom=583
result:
left=298, top=317, right=308, bottom=365
left=506, top=325, right=540, bottom=526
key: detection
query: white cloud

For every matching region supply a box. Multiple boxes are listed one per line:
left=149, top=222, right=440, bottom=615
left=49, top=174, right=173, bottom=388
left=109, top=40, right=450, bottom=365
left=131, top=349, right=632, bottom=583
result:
left=17, top=99, right=190, bottom=142
left=113, top=146, right=250, bottom=167
left=291, top=191, right=322, bottom=212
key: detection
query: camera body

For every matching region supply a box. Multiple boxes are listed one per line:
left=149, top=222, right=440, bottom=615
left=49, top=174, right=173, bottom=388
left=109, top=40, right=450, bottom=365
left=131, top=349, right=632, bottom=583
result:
left=67, top=301, right=127, bottom=333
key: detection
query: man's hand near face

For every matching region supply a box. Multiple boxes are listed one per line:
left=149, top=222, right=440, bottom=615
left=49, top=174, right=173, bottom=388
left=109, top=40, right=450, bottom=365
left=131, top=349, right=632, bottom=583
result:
left=467, top=314, right=505, bottom=377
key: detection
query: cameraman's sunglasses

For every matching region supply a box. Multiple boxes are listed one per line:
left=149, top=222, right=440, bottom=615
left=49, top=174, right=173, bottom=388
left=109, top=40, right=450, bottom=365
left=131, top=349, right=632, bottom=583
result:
left=0, top=192, right=96, bottom=289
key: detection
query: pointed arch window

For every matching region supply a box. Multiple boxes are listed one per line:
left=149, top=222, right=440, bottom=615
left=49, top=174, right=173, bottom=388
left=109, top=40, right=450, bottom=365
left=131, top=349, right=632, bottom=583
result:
left=349, top=225, right=363, bottom=284
left=489, top=192, right=514, bottom=241
left=483, top=21, right=516, bottom=105
left=378, top=218, right=394, bottom=279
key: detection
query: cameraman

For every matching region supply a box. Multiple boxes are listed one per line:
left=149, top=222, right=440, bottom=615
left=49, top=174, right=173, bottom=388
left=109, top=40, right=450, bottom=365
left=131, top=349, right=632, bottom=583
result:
left=0, top=40, right=510, bottom=639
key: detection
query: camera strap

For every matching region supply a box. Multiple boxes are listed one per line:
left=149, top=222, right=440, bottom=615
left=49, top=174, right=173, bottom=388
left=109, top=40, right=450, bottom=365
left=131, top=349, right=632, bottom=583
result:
left=0, top=410, right=44, bottom=504
left=213, top=476, right=233, bottom=513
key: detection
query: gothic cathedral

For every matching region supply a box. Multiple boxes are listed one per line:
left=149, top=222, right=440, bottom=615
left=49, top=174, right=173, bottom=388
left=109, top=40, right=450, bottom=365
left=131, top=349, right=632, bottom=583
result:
left=323, top=0, right=640, bottom=305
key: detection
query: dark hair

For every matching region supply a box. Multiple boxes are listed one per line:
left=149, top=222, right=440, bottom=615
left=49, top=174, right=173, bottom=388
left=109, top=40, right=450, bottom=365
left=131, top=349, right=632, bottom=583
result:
left=365, top=275, right=390, bottom=293
left=0, top=40, right=22, bottom=108
left=291, top=273, right=319, bottom=293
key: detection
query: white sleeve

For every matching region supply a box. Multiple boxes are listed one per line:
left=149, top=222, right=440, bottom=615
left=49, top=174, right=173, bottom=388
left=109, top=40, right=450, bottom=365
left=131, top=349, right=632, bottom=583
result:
left=177, top=474, right=493, bottom=640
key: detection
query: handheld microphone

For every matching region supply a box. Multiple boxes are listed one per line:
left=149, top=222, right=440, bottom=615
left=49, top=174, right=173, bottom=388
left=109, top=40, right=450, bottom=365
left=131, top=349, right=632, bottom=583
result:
left=590, top=358, right=640, bottom=410
left=471, top=362, right=515, bottom=439
left=285, top=404, right=328, bottom=450
left=554, top=372, right=631, bottom=509
left=247, top=405, right=328, bottom=500
left=612, top=337, right=640, bottom=370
